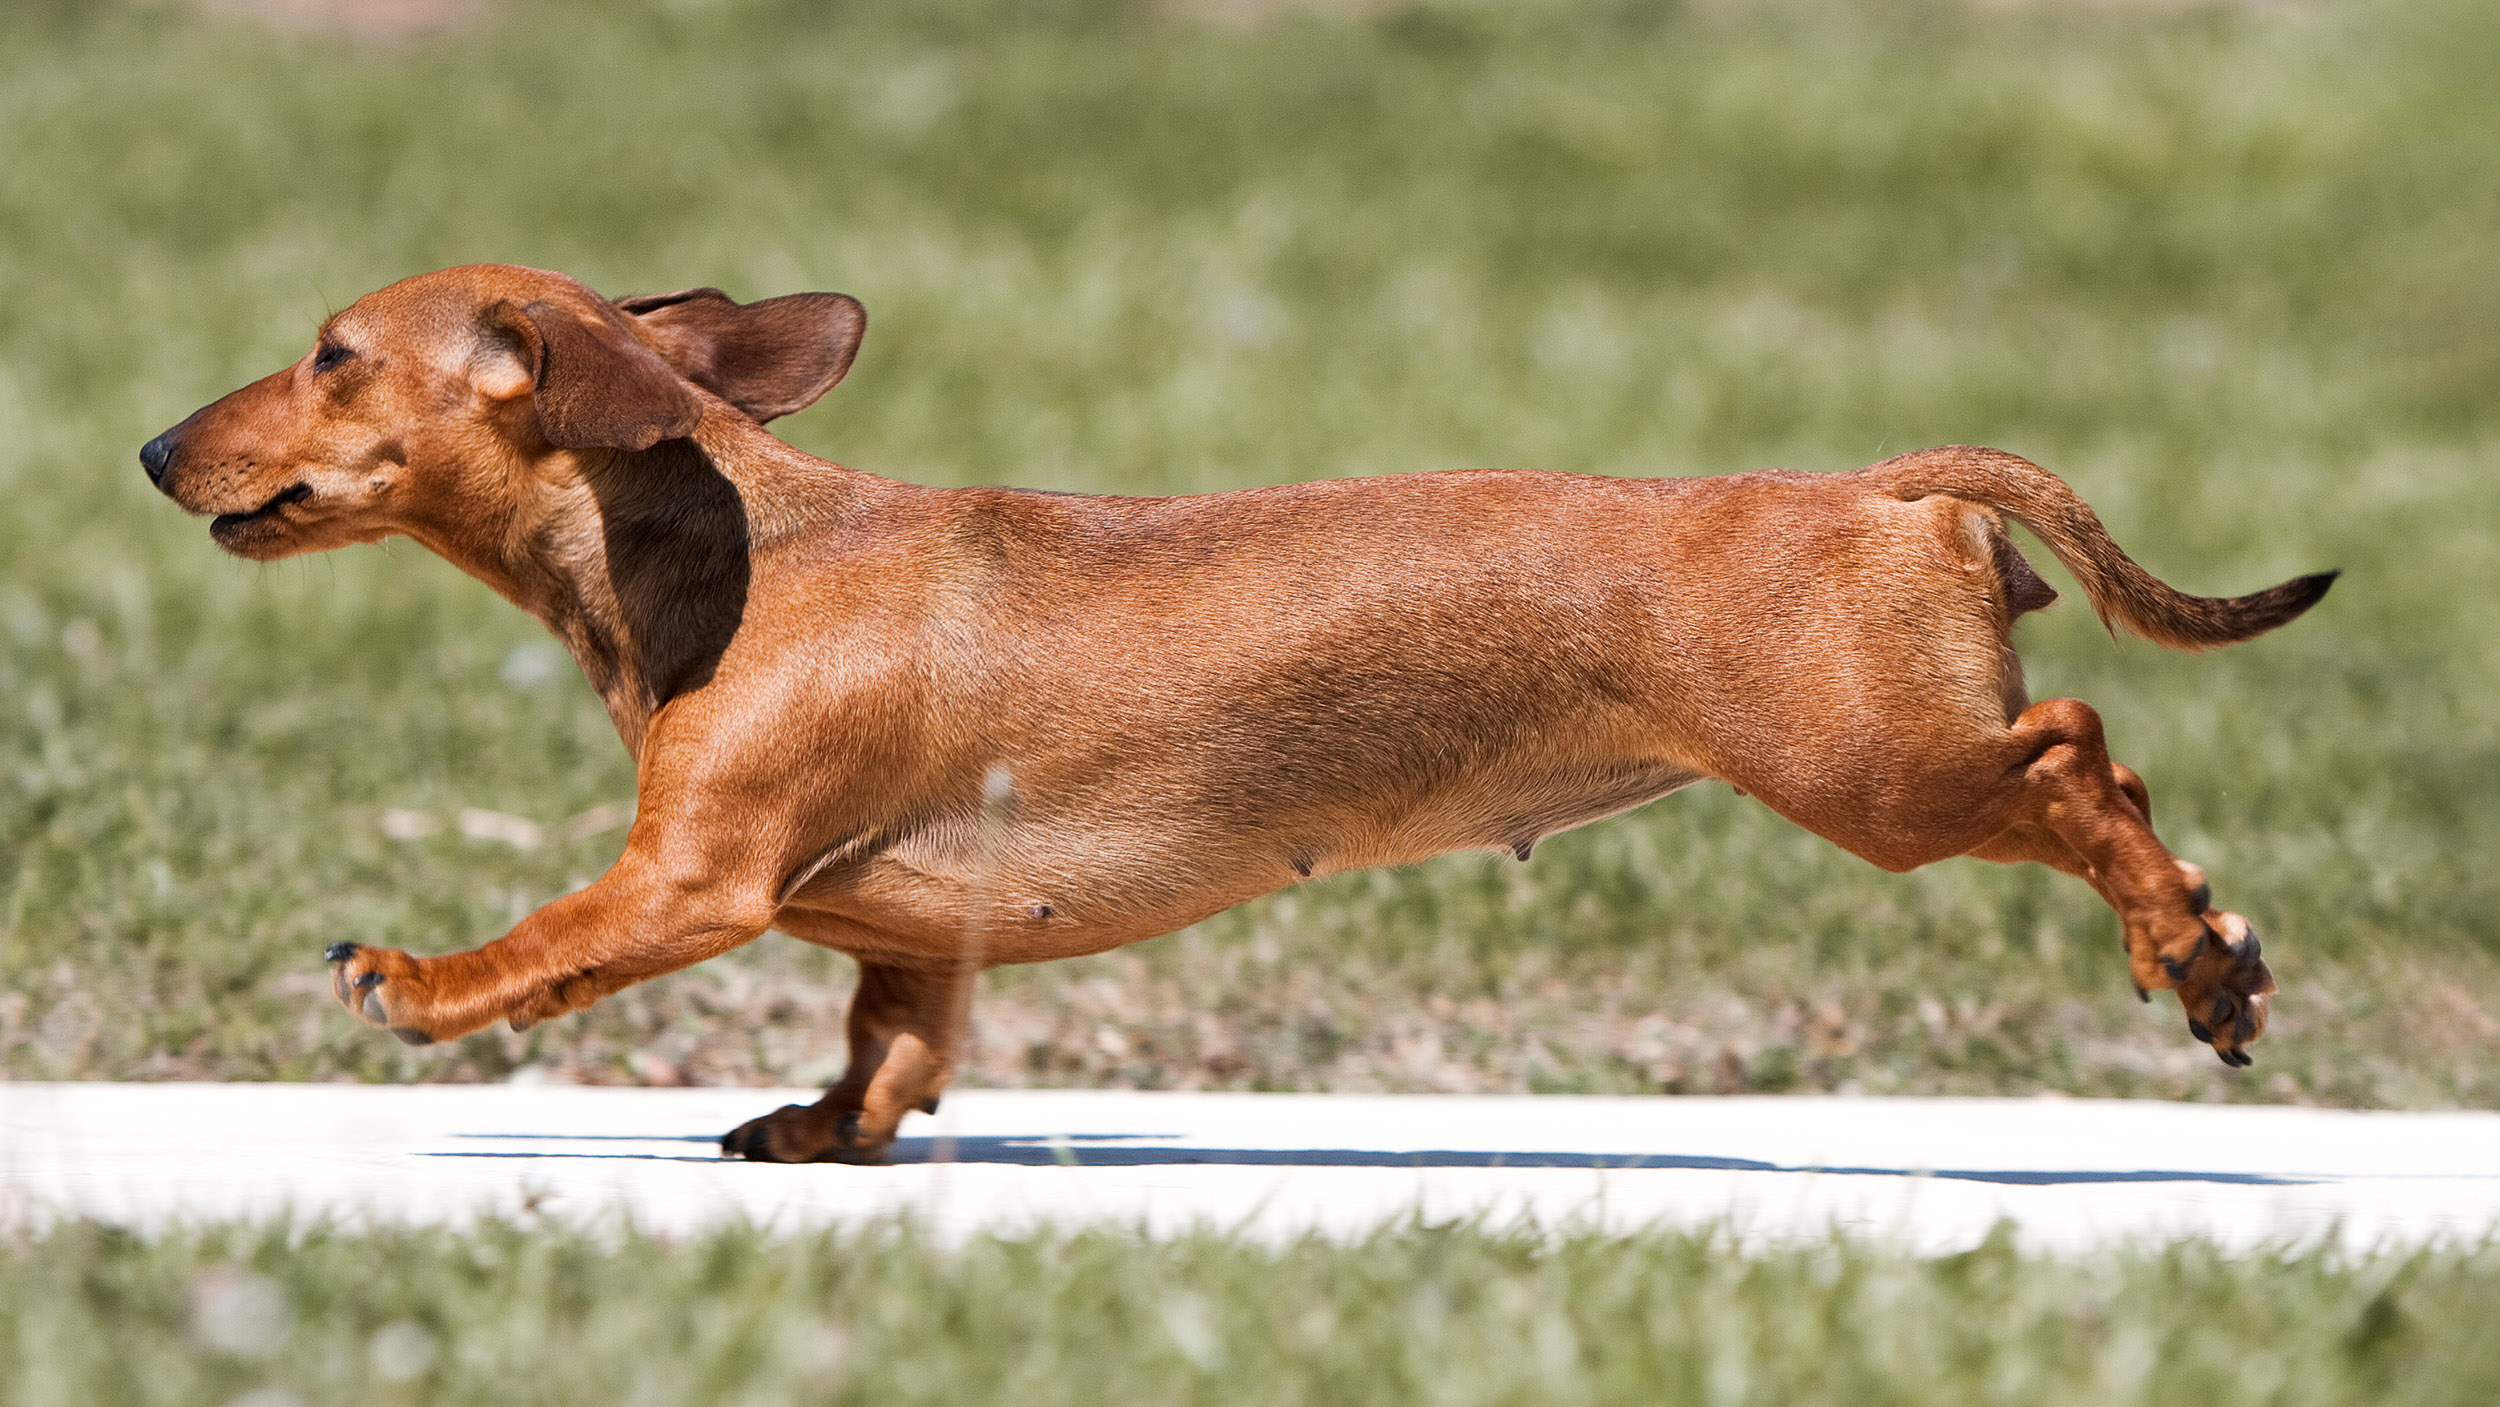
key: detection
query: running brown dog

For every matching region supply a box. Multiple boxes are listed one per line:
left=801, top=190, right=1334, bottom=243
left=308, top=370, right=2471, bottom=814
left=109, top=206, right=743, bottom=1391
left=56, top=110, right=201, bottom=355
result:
left=141, top=264, right=2330, bottom=1162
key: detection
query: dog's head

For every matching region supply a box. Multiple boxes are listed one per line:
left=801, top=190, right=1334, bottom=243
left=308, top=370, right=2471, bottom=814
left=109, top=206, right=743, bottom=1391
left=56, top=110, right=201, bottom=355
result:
left=139, top=264, right=865, bottom=560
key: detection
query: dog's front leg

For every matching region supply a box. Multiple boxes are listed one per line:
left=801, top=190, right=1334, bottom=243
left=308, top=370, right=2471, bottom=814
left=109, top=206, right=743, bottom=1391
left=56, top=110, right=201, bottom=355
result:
left=323, top=846, right=778, bottom=1046
left=721, top=960, right=967, bottom=1164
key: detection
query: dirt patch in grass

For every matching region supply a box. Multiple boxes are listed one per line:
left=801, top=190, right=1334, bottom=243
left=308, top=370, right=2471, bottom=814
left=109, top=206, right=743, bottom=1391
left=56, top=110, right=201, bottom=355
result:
left=58, top=922, right=2470, bottom=1113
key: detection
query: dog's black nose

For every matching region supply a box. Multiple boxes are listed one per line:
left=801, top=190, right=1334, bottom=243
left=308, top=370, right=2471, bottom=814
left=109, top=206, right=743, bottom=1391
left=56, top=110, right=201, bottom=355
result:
left=139, top=431, right=177, bottom=486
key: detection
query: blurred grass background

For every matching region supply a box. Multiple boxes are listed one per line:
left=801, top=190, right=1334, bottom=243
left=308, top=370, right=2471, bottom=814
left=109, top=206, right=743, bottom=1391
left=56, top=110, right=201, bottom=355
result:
left=12, top=1218, right=2500, bottom=1407
left=1, top=0, right=2495, bottom=1104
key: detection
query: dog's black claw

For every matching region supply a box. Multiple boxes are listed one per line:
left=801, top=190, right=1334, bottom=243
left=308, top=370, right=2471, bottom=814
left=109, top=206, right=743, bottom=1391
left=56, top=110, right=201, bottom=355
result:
left=2160, top=956, right=2190, bottom=983
left=389, top=1026, right=434, bottom=1046
left=2219, top=1048, right=2252, bottom=1068
left=2187, top=881, right=2212, bottom=912
left=510, top=1018, right=533, bottom=1034
left=918, top=1095, right=940, bottom=1115
left=2234, top=932, right=2264, bottom=970
left=324, top=942, right=360, bottom=963
left=353, top=971, right=384, bottom=991
left=2134, top=984, right=2150, bottom=1004
left=2188, top=1018, right=2215, bottom=1044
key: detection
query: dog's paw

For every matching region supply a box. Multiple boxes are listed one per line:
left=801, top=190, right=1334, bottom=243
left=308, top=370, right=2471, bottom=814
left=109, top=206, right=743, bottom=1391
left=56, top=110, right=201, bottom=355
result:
left=2121, top=861, right=2221, bottom=997
left=322, top=942, right=444, bottom=1046
left=2172, top=910, right=2275, bottom=1068
left=720, top=1104, right=890, bottom=1164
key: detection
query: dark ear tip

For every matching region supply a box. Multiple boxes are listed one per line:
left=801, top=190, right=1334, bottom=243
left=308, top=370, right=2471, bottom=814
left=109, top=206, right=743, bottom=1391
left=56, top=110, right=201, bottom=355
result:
left=611, top=286, right=867, bottom=424
left=772, top=291, right=867, bottom=339
left=615, top=286, right=732, bottom=315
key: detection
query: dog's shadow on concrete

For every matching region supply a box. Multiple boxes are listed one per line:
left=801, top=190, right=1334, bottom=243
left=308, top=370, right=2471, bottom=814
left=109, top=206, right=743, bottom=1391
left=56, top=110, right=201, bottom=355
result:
left=430, top=1132, right=2312, bottom=1186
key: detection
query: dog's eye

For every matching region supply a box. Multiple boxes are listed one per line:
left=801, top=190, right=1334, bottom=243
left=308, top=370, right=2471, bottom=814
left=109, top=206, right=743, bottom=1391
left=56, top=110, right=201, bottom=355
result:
left=313, top=341, right=354, bottom=374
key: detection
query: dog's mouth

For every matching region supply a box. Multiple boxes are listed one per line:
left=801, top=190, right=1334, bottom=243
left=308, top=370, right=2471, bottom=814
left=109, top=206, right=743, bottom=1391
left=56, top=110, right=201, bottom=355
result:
left=209, top=482, right=313, bottom=537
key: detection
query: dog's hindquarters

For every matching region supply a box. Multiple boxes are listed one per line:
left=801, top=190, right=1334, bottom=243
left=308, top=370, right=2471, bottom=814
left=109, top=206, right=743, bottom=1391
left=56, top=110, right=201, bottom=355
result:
left=1642, top=455, right=2288, bottom=1064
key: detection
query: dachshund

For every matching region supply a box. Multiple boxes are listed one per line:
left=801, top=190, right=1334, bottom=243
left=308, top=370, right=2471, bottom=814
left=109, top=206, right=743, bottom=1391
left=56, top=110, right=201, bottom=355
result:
left=141, top=265, right=2329, bottom=1161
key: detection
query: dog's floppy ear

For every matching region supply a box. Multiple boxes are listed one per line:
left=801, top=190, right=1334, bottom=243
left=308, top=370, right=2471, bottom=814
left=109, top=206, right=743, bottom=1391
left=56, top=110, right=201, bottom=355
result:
left=615, top=287, right=866, bottom=423
left=481, top=299, right=704, bottom=452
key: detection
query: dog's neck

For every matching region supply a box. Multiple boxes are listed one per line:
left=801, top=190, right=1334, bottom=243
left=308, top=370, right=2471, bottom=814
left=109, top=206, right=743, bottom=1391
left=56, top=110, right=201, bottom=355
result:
left=409, top=413, right=863, bottom=757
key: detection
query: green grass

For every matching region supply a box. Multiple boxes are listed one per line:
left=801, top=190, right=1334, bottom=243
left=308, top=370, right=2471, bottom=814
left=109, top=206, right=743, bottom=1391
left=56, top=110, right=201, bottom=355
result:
left=5, top=1218, right=2499, bottom=1406
left=2, top=0, right=2497, bottom=1102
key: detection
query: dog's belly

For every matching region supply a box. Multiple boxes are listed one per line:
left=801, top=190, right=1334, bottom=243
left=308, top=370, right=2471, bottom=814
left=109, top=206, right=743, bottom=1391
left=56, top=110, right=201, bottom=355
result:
left=775, top=756, right=1704, bottom=968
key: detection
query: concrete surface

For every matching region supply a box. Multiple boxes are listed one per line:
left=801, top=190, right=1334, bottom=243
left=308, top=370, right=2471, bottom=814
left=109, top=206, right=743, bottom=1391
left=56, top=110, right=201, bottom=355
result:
left=6, top=1083, right=2499, bottom=1252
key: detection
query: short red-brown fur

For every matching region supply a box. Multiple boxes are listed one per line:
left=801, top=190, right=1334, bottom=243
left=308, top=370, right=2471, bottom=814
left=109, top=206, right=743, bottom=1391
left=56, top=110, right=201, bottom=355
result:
left=145, top=265, right=2320, bottom=1162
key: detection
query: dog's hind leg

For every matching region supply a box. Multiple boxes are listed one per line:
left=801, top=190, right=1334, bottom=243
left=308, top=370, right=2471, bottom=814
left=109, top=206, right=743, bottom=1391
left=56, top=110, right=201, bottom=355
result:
left=1962, top=758, right=2155, bottom=898
left=1741, top=693, right=2272, bottom=1065
left=720, top=960, right=969, bottom=1164
left=1934, top=699, right=2273, bottom=1064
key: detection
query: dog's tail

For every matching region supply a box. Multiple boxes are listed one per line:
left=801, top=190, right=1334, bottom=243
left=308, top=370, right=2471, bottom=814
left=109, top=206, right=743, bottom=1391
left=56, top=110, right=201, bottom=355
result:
left=1865, top=445, right=2336, bottom=652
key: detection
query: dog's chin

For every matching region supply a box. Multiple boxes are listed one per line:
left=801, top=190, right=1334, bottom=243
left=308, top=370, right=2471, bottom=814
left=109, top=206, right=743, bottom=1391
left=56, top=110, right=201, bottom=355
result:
left=208, top=508, right=312, bottom=559
left=205, top=482, right=323, bottom=559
